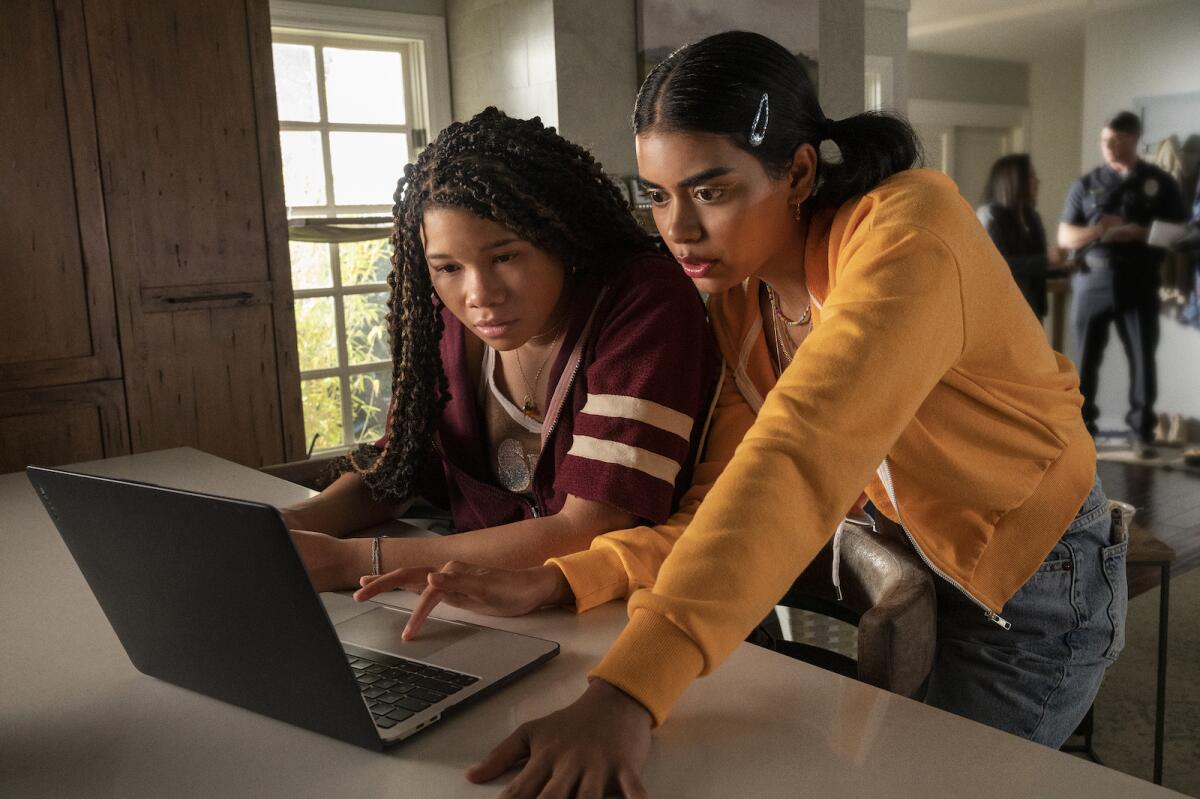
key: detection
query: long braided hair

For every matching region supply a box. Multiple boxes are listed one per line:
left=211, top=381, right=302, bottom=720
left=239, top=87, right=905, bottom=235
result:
left=344, top=107, right=654, bottom=503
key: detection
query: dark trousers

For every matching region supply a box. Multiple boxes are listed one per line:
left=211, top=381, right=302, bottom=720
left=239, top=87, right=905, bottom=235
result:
left=1071, top=270, right=1160, bottom=440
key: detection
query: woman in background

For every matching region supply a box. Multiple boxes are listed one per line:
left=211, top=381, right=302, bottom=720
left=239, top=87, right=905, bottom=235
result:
left=977, top=153, right=1051, bottom=322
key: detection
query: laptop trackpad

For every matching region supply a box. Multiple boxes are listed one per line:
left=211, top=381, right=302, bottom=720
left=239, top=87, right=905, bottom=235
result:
left=336, top=606, right=476, bottom=661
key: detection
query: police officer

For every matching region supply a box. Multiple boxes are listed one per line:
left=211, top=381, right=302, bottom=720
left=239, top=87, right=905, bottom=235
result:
left=1059, top=111, right=1187, bottom=457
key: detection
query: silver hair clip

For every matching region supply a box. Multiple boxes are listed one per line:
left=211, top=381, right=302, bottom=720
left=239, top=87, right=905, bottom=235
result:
left=749, top=92, right=769, bottom=147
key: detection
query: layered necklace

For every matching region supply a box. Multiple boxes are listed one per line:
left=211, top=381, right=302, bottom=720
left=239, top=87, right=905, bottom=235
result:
left=514, top=316, right=567, bottom=418
left=764, top=282, right=812, bottom=375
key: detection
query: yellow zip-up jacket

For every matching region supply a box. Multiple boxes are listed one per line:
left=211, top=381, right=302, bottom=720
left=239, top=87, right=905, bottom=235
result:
left=581, top=168, right=1096, bottom=725
left=547, top=299, right=865, bottom=611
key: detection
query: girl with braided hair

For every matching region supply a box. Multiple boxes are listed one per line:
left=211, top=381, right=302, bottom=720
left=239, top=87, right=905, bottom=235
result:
left=281, top=108, right=719, bottom=595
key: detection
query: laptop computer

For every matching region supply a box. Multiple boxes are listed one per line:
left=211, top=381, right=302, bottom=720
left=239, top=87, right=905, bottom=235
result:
left=26, top=465, right=559, bottom=751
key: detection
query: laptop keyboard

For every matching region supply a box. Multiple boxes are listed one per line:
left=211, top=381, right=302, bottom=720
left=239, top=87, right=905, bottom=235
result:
left=347, top=653, right=480, bottom=730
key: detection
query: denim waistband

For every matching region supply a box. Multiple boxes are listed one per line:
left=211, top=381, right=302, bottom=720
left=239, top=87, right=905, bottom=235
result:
left=1066, top=475, right=1108, bottom=535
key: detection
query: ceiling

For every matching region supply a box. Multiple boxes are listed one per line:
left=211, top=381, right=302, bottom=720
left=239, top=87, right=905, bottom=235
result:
left=907, top=0, right=1170, bottom=61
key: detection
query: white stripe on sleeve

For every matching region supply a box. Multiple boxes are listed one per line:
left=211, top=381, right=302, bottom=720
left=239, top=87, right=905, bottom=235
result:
left=566, top=435, right=682, bottom=485
left=579, top=394, right=693, bottom=441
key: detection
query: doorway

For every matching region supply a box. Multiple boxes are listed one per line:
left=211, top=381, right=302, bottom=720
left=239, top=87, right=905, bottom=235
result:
left=954, top=125, right=1013, bottom=207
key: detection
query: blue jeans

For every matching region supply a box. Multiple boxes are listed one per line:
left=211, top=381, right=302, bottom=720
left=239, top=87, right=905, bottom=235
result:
left=923, top=477, right=1128, bottom=747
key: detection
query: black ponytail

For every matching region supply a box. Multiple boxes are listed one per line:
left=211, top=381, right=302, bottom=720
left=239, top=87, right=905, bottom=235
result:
left=820, top=111, right=923, bottom=207
left=633, top=31, right=922, bottom=208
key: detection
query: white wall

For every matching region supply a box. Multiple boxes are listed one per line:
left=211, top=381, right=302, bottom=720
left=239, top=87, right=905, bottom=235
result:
left=906, top=46, right=1084, bottom=235
left=909, top=51, right=1029, bottom=107
left=907, top=51, right=1030, bottom=200
left=638, top=0, right=819, bottom=64
left=1079, top=0, right=1200, bottom=432
left=553, top=0, right=638, bottom=176
left=446, top=0, right=557, bottom=127
left=1080, top=0, right=1200, bottom=170
left=818, top=0, right=865, bottom=120
left=865, top=4, right=908, bottom=113
left=1029, top=44, right=1083, bottom=238
left=446, top=0, right=637, bottom=175
left=906, top=48, right=1078, bottom=213
left=314, top=0, right=445, bottom=14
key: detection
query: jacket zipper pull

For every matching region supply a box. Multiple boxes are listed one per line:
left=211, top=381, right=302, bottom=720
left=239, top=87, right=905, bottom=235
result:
left=984, top=610, right=1012, bottom=630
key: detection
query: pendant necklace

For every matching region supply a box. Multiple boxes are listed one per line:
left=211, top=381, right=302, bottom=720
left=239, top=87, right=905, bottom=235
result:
left=764, top=282, right=811, bottom=376
left=515, top=321, right=566, bottom=418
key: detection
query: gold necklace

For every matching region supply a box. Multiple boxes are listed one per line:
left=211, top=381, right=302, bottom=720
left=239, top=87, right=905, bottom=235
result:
left=770, top=308, right=795, bottom=375
left=765, top=282, right=812, bottom=327
left=763, top=284, right=810, bottom=375
left=515, top=325, right=565, bottom=418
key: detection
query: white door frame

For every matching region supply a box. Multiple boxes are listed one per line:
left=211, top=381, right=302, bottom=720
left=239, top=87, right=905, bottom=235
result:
left=908, top=99, right=1031, bottom=176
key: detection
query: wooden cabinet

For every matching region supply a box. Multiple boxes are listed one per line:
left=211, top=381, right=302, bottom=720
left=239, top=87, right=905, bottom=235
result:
left=0, top=0, right=304, bottom=474
left=0, top=382, right=128, bottom=470
left=0, top=0, right=128, bottom=471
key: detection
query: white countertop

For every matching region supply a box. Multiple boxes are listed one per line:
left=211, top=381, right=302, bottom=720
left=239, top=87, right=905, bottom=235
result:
left=0, top=448, right=1183, bottom=798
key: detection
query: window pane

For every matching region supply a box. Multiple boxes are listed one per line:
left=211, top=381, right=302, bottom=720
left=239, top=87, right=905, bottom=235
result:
left=339, top=239, right=392, bottom=285
left=350, top=368, right=392, bottom=443
left=301, top=377, right=344, bottom=451
left=294, top=296, right=339, bottom=371
left=329, top=132, right=408, bottom=206
left=273, top=43, right=320, bottom=122
left=344, top=291, right=391, bottom=366
left=289, top=242, right=333, bottom=289
left=280, top=131, right=327, bottom=207
left=323, top=48, right=406, bottom=124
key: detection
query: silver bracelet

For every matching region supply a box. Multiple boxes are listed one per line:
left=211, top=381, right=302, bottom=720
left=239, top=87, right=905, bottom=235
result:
left=371, top=536, right=382, bottom=576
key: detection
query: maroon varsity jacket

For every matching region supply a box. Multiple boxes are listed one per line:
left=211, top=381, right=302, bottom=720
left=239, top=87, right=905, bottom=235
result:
left=411, top=251, right=720, bottom=533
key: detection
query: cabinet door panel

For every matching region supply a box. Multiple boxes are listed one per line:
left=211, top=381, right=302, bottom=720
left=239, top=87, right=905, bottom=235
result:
left=84, top=0, right=303, bottom=465
left=84, top=1, right=271, bottom=289
left=0, top=381, right=130, bottom=475
left=0, top=0, right=121, bottom=390
left=134, top=306, right=284, bottom=466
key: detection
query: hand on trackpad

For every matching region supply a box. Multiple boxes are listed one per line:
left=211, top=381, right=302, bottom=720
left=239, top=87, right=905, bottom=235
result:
left=337, top=606, right=476, bottom=660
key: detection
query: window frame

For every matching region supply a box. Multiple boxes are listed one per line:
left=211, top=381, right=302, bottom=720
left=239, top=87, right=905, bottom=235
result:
left=270, top=2, right=450, bottom=455
left=274, top=33, right=418, bottom=213
left=271, top=1, right=451, bottom=138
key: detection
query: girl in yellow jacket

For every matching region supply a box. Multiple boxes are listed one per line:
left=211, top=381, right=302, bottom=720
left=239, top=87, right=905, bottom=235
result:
left=357, top=31, right=1127, bottom=797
